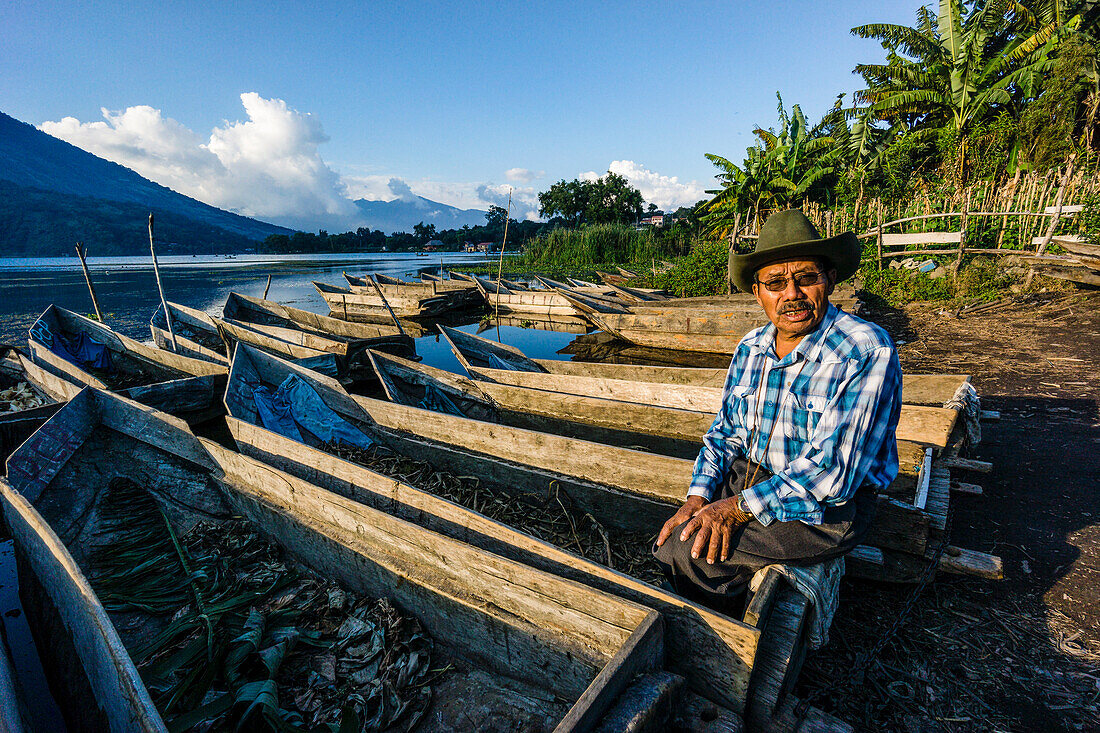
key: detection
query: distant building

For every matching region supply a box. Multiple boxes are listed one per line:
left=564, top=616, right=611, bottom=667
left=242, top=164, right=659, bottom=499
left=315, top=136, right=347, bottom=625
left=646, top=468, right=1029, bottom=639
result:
left=639, top=213, right=665, bottom=227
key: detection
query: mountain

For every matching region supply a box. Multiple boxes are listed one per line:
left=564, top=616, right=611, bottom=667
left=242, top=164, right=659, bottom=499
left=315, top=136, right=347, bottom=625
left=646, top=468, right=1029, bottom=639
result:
left=268, top=195, right=489, bottom=235
left=351, top=196, right=487, bottom=235
left=0, top=110, right=292, bottom=255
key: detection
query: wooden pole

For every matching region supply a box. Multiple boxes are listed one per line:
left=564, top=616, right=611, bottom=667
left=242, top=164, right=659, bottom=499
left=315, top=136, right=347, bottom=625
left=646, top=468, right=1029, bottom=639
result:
left=262, top=274, right=272, bottom=300
left=494, top=189, right=513, bottom=322
left=875, top=203, right=884, bottom=270
left=147, top=214, right=178, bottom=352
left=368, top=275, right=407, bottom=336
left=954, top=188, right=971, bottom=274
left=73, top=242, right=104, bottom=322
left=727, top=211, right=742, bottom=293
left=1025, top=155, right=1077, bottom=288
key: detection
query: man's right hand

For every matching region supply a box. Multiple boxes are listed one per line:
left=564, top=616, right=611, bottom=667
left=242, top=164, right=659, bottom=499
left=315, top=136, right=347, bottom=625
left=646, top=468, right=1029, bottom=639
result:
left=655, top=495, right=707, bottom=547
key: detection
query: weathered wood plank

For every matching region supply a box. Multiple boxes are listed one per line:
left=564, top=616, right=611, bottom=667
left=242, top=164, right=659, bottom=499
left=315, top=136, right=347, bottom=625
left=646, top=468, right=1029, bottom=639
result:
left=881, top=231, right=962, bottom=246
left=942, top=456, right=993, bottom=473
left=555, top=610, right=664, bottom=732
left=0, top=477, right=165, bottom=732
left=593, top=671, right=685, bottom=733
left=356, top=395, right=692, bottom=504
left=226, top=416, right=762, bottom=711
left=939, top=547, right=1003, bottom=580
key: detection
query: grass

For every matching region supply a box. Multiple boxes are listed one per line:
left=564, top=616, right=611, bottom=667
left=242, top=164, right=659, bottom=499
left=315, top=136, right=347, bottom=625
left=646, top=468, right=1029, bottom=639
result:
left=519, top=224, right=661, bottom=267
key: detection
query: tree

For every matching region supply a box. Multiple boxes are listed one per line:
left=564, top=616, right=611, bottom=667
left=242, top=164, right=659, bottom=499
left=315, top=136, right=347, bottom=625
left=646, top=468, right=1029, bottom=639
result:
left=538, top=179, right=590, bottom=225
left=851, top=0, right=1075, bottom=180
left=485, top=205, right=509, bottom=227
left=537, top=173, right=644, bottom=226
left=585, top=172, right=644, bottom=225
left=703, top=94, right=839, bottom=236
left=412, top=221, right=437, bottom=242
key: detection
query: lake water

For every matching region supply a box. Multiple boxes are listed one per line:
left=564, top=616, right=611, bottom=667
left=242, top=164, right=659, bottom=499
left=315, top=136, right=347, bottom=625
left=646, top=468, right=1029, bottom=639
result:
left=0, top=251, right=588, bottom=371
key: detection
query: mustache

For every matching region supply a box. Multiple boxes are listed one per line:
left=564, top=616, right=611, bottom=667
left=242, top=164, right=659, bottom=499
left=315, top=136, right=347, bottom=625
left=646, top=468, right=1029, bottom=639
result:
left=778, top=301, right=814, bottom=314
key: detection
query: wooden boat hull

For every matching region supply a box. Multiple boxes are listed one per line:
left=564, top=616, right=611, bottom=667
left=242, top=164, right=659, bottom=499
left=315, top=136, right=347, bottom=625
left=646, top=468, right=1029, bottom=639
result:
left=221, top=347, right=831, bottom=724
left=357, top=272, right=481, bottom=306
left=149, top=302, right=229, bottom=365
left=6, top=387, right=668, bottom=733
left=314, top=281, right=451, bottom=318
left=441, top=325, right=975, bottom=406
left=28, top=305, right=226, bottom=425
left=0, top=346, right=63, bottom=461
left=223, top=292, right=403, bottom=340
left=369, top=349, right=707, bottom=458
left=476, top=313, right=592, bottom=334
left=361, top=344, right=961, bottom=581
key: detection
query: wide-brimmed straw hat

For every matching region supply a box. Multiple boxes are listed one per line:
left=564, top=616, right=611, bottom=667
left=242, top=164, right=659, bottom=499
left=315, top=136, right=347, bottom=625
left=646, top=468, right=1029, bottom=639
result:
left=730, top=209, right=860, bottom=293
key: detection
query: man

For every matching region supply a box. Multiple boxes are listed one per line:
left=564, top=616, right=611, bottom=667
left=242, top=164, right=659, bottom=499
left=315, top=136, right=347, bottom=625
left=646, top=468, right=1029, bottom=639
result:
left=654, top=209, right=901, bottom=612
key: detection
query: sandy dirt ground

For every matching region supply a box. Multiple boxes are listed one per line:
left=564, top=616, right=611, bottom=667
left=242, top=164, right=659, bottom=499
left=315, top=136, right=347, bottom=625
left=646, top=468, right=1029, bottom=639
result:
left=797, top=289, right=1100, bottom=732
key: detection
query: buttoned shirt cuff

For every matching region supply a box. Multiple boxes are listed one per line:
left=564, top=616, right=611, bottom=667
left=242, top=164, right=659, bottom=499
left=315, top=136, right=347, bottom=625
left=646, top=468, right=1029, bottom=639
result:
left=687, top=473, right=720, bottom=502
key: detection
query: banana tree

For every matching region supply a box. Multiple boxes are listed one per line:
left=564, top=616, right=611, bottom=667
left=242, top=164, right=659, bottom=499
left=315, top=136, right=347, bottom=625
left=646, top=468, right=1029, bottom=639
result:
left=852, top=0, right=1075, bottom=180
left=703, top=94, right=838, bottom=236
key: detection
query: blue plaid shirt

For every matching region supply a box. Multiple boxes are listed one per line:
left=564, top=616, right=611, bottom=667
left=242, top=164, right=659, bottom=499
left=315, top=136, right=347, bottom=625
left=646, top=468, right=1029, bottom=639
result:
left=688, top=302, right=901, bottom=526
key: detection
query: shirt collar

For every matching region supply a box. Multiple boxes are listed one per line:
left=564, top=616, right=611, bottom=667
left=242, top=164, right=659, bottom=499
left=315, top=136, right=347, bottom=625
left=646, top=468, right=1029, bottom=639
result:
left=750, top=302, right=839, bottom=365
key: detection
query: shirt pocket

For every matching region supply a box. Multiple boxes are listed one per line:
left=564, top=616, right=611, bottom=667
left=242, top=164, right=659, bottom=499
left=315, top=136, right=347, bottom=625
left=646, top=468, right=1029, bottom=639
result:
left=727, top=384, right=755, bottom=423
left=787, top=390, right=829, bottom=441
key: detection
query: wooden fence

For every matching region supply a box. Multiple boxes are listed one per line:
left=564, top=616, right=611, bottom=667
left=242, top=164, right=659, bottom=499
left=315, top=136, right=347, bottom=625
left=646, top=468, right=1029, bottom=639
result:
left=729, top=157, right=1094, bottom=279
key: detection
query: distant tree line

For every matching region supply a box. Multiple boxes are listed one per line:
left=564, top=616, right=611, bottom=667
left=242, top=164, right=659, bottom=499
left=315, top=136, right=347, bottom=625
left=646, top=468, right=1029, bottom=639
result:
left=257, top=173, right=708, bottom=255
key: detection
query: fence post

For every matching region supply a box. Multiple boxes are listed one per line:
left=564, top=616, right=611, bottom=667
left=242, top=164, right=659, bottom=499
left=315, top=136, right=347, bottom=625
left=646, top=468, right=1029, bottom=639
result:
left=875, top=203, right=884, bottom=270
left=954, top=189, right=971, bottom=274
left=727, top=211, right=742, bottom=294
left=1025, top=154, right=1077, bottom=288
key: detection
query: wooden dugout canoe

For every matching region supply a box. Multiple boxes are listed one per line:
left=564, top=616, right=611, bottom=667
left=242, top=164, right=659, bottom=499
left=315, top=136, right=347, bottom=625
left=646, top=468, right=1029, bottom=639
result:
left=5, top=387, right=669, bottom=733
left=359, top=345, right=955, bottom=568
left=444, top=325, right=973, bottom=406
left=152, top=300, right=344, bottom=379
left=27, top=305, right=226, bottom=425
left=223, top=291, right=403, bottom=341
left=368, top=349, right=707, bottom=458
left=439, top=326, right=963, bottom=448
left=150, top=302, right=230, bottom=366
left=558, top=290, right=868, bottom=355
left=0, top=345, right=63, bottom=461
left=314, top=280, right=451, bottom=318
left=346, top=272, right=480, bottom=308
left=224, top=346, right=849, bottom=728
left=471, top=276, right=579, bottom=316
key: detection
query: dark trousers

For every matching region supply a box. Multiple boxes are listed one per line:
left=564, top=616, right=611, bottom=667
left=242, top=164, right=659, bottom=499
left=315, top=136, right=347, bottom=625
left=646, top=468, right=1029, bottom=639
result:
left=652, top=459, right=876, bottom=612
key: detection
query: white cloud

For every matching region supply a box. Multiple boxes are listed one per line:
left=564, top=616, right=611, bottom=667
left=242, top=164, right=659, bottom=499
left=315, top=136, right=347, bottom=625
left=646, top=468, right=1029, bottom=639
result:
left=505, top=167, right=544, bottom=184
left=40, top=93, right=354, bottom=221
left=342, top=175, right=540, bottom=220
left=580, top=160, right=705, bottom=211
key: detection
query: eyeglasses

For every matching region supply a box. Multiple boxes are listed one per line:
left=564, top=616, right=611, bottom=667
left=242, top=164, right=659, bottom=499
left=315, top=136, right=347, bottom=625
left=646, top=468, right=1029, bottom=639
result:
left=756, top=271, right=826, bottom=292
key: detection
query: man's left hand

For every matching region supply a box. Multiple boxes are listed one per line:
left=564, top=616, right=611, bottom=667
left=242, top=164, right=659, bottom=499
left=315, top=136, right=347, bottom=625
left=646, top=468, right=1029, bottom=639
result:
left=678, top=496, right=753, bottom=565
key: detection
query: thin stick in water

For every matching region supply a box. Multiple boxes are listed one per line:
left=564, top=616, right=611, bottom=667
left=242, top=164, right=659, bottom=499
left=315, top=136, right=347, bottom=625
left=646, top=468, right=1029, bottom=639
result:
left=74, top=242, right=104, bottom=321
left=494, top=189, right=512, bottom=323
left=368, top=275, right=407, bottom=336
left=148, top=214, right=178, bottom=352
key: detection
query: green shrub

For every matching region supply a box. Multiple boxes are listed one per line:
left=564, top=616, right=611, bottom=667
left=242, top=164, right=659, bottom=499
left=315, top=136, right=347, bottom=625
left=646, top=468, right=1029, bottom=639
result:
left=859, top=267, right=954, bottom=306
left=519, top=224, right=659, bottom=267
left=1078, top=194, right=1100, bottom=245
left=641, top=239, right=729, bottom=297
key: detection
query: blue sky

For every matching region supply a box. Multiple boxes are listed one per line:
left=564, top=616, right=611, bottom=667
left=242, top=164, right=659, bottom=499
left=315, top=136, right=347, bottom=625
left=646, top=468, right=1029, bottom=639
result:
left=1, top=1, right=923, bottom=226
